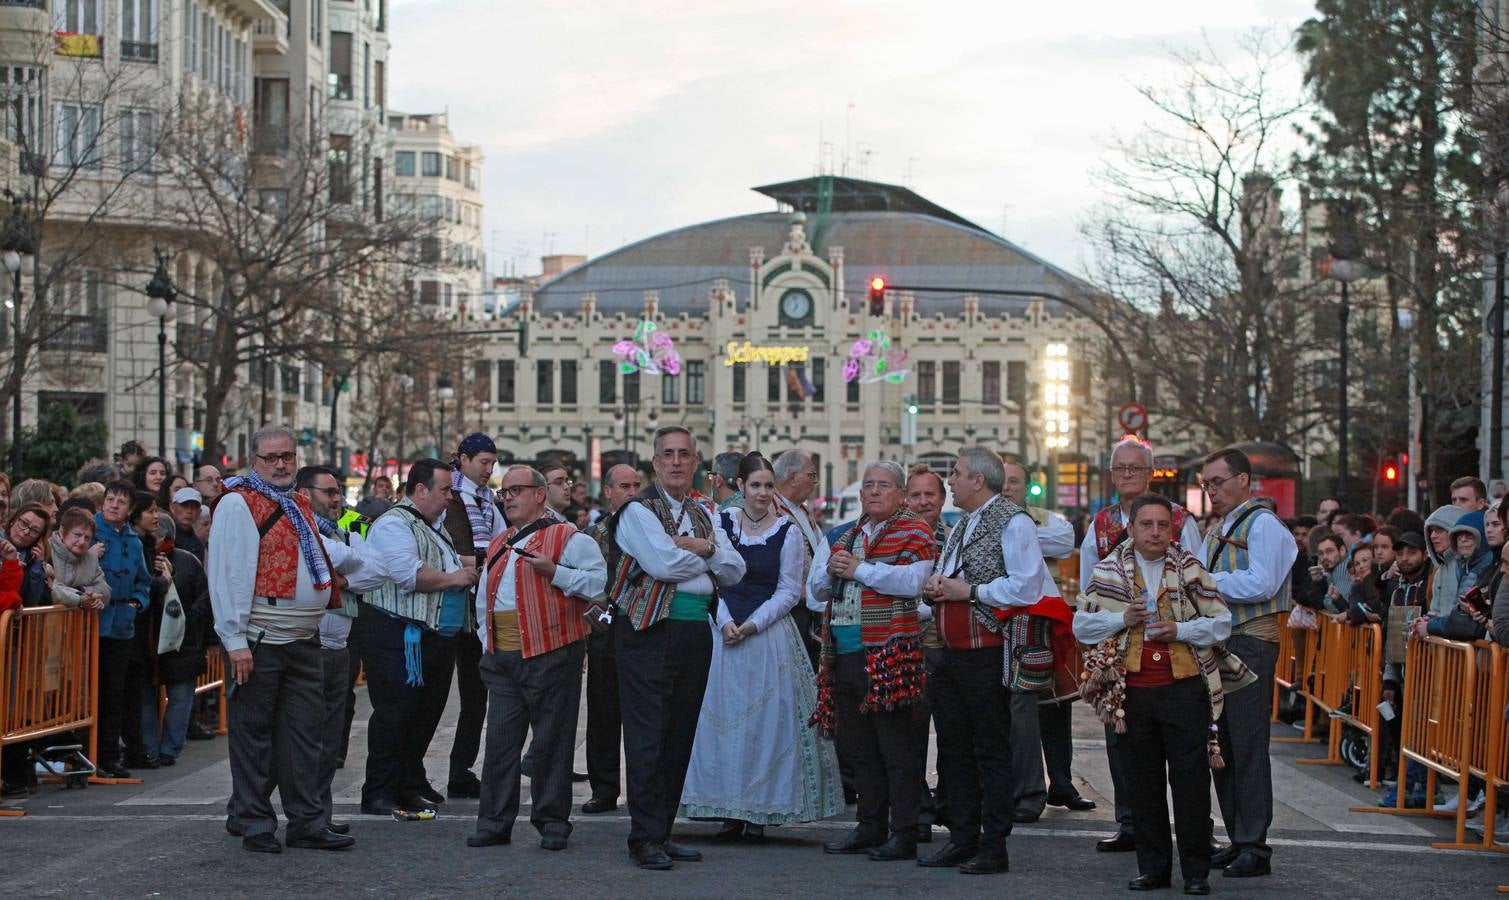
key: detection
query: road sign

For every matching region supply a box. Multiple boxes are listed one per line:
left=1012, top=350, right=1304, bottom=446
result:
left=1117, top=403, right=1148, bottom=433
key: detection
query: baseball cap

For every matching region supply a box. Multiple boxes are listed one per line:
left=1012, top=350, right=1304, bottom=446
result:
left=172, top=487, right=204, bottom=506
left=1396, top=531, right=1427, bottom=551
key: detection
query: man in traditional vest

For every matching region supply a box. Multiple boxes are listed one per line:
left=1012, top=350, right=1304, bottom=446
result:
left=209, top=427, right=367, bottom=853
left=581, top=463, right=642, bottom=816
left=772, top=448, right=826, bottom=671
left=1200, top=447, right=1295, bottom=879
left=808, top=460, right=937, bottom=863
left=440, top=433, right=505, bottom=801
left=466, top=466, right=607, bottom=851
left=355, top=458, right=480, bottom=817
left=1078, top=436, right=1202, bottom=853
left=608, top=426, right=746, bottom=870
left=918, top=448, right=1066, bottom=875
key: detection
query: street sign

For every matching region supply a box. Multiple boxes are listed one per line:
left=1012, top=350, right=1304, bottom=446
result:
left=1117, top=403, right=1148, bottom=433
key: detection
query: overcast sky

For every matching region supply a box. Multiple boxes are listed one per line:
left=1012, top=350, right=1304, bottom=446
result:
left=388, top=0, right=1318, bottom=280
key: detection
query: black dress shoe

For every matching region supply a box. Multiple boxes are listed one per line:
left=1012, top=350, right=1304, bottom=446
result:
left=156, top=756, right=176, bottom=767
left=242, top=833, right=282, bottom=854
left=98, top=761, right=131, bottom=779
left=540, top=833, right=568, bottom=851
left=1209, top=845, right=1238, bottom=868
left=1128, top=873, right=1171, bottom=890
left=286, top=828, right=356, bottom=850
left=958, top=846, right=1009, bottom=875
left=1098, top=831, right=1136, bottom=852
left=715, top=820, right=746, bottom=842
left=328, top=822, right=351, bottom=835
left=572, top=771, right=590, bottom=783
left=186, top=723, right=214, bottom=741
left=824, top=826, right=886, bottom=854
left=661, top=840, right=702, bottom=862
left=1047, top=794, right=1097, bottom=811
left=124, top=755, right=160, bottom=770
left=743, top=824, right=765, bottom=843
left=225, top=818, right=245, bottom=837
left=447, top=771, right=482, bottom=799
left=360, top=798, right=399, bottom=817
left=1184, top=877, right=1212, bottom=895
left=1222, top=851, right=1270, bottom=878
left=866, top=833, right=917, bottom=861
left=466, top=830, right=511, bottom=847
left=1012, top=809, right=1041, bottom=824
left=915, top=823, right=932, bottom=843
left=416, top=783, right=446, bottom=806
left=917, top=841, right=978, bottom=868
left=581, top=796, right=618, bottom=814
left=631, top=843, right=674, bottom=870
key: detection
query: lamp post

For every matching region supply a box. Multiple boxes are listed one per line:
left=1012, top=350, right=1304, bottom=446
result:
left=437, top=373, right=455, bottom=455
left=396, top=371, right=414, bottom=466
left=144, top=249, right=178, bottom=461
left=1399, top=308, right=1421, bottom=511
left=1323, top=252, right=1368, bottom=507
left=1, top=190, right=38, bottom=475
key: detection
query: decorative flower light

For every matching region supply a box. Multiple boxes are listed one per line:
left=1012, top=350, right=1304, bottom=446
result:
left=842, top=329, right=909, bottom=384
left=613, top=320, right=681, bottom=376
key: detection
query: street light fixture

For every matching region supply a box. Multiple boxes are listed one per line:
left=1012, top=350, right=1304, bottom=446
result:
left=1, top=189, right=38, bottom=475
left=1322, top=205, right=1368, bottom=506
left=437, top=373, right=455, bottom=454
left=144, top=248, right=177, bottom=460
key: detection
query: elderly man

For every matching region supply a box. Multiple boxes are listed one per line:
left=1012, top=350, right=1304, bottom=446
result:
left=440, top=433, right=506, bottom=801
left=1200, top=448, right=1296, bottom=879
left=356, top=458, right=481, bottom=817
left=772, top=449, right=826, bottom=671
left=1078, top=437, right=1201, bottom=852
left=711, top=451, right=743, bottom=510
left=170, top=487, right=206, bottom=561
left=810, top=461, right=937, bottom=862
left=193, top=464, right=223, bottom=503
left=466, top=466, right=607, bottom=851
left=209, top=427, right=367, bottom=853
left=609, top=427, right=745, bottom=870
left=919, top=448, right=1064, bottom=875
left=582, top=464, right=642, bottom=815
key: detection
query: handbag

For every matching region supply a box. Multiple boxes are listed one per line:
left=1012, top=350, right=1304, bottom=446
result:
left=1287, top=605, right=1319, bottom=632
left=434, top=588, right=468, bottom=637
left=157, top=582, right=186, bottom=654
left=1007, top=615, right=1055, bottom=692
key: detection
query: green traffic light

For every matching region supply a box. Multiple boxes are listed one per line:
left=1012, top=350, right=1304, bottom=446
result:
left=906, top=402, right=919, bottom=415
left=1028, top=483, right=1043, bottom=497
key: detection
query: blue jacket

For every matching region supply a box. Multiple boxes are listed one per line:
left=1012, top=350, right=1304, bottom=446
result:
left=94, top=512, right=152, bottom=640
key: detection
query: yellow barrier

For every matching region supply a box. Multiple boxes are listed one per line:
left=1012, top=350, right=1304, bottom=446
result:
left=156, top=649, right=230, bottom=738
left=0, top=605, right=100, bottom=816
left=1294, top=619, right=1385, bottom=788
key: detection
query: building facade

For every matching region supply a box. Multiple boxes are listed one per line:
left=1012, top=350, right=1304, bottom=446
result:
left=387, top=111, right=483, bottom=319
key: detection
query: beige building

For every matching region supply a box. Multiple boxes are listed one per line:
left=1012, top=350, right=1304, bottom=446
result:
left=388, top=111, right=483, bottom=319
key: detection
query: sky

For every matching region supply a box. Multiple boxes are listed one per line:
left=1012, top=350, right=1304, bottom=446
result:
left=387, top=0, right=1319, bottom=281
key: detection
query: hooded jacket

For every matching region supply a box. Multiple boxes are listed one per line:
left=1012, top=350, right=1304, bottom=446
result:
left=1424, top=505, right=1465, bottom=616
left=48, top=532, right=112, bottom=608
left=1447, top=512, right=1494, bottom=598
left=94, top=511, right=152, bottom=640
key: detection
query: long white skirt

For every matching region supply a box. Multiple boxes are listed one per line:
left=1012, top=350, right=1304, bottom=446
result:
left=678, top=614, right=844, bottom=825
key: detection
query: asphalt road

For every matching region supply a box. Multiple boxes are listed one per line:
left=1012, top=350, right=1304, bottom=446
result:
left=3, top=685, right=1503, bottom=898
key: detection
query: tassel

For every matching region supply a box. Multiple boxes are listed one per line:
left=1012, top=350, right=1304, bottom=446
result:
left=1207, top=727, right=1225, bottom=769
left=403, top=623, right=425, bottom=687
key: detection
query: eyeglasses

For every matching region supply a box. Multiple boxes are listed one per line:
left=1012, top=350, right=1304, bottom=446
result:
left=501, top=485, right=542, bottom=498
left=312, top=486, right=343, bottom=497
left=256, top=452, right=297, bottom=465
left=547, top=477, right=574, bottom=488
left=12, top=519, right=43, bottom=537
left=1110, top=465, right=1151, bottom=476
left=803, top=471, right=819, bottom=479
left=1200, top=474, right=1246, bottom=493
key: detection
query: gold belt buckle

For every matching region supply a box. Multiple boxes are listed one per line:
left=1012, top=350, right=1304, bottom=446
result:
left=1151, top=651, right=1163, bottom=662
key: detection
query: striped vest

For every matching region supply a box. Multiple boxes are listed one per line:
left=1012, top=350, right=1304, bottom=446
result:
left=481, top=522, right=584, bottom=657
left=1205, top=498, right=1291, bottom=628
left=935, top=496, right=1021, bottom=649
left=606, top=484, right=714, bottom=631
left=363, top=501, right=458, bottom=630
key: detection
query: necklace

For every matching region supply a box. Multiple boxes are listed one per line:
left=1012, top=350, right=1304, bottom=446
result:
left=742, top=507, right=771, bottom=527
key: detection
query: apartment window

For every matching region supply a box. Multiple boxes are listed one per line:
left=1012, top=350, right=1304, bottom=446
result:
left=46, top=270, right=106, bottom=353
left=561, top=361, right=577, bottom=405
left=421, top=151, right=440, bottom=176
left=362, top=42, right=370, bottom=107
left=310, top=0, right=321, bottom=44
left=253, top=78, right=289, bottom=154
left=120, top=0, right=157, bottom=62
left=732, top=364, right=745, bottom=403
left=497, top=360, right=515, bottom=404
left=120, top=108, right=156, bottom=173
left=982, top=361, right=1001, bottom=406
left=445, top=155, right=459, bottom=181
left=846, top=378, right=859, bottom=404
left=257, top=189, right=288, bottom=220
left=624, top=370, right=640, bottom=404
left=53, top=102, right=102, bottom=170
left=54, top=0, right=102, bottom=34
left=767, top=366, right=781, bottom=403
left=811, top=357, right=824, bottom=403
left=183, top=0, right=196, bottom=72
left=373, top=59, right=384, bottom=117
left=916, top=361, right=936, bottom=404
left=375, top=0, right=385, bottom=30
left=536, top=360, right=554, bottom=405
left=221, top=27, right=232, bottom=93
left=199, top=13, right=210, bottom=79
left=1006, top=360, right=1027, bottom=408
left=661, top=372, right=679, bottom=405
left=598, top=361, right=616, bottom=404
left=0, top=67, right=43, bottom=156
left=419, top=237, right=441, bottom=263
left=328, top=31, right=352, bottom=99
left=685, top=361, right=705, bottom=405
left=419, top=280, right=439, bottom=305
left=373, top=157, right=383, bottom=221
left=393, top=151, right=414, bottom=176
left=233, top=36, right=246, bottom=102
left=328, top=134, right=352, bottom=203
left=942, top=361, right=960, bottom=404
left=465, top=163, right=478, bottom=190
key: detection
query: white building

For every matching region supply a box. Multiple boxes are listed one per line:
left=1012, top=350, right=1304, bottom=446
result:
left=387, top=110, right=483, bottom=319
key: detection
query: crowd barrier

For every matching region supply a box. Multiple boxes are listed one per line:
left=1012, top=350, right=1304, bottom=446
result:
left=0, top=605, right=99, bottom=816
left=159, top=649, right=229, bottom=736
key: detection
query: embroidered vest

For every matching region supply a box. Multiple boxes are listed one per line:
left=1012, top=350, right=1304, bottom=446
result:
left=606, top=484, right=714, bottom=631
left=1205, top=498, right=1291, bottom=628
left=935, top=497, right=1021, bottom=649
left=232, top=487, right=336, bottom=606
left=1094, top=500, right=1193, bottom=560
left=481, top=522, right=583, bottom=657
left=363, top=501, right=457, bottom=629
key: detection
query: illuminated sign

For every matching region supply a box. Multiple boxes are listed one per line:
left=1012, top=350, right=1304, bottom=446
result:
left=724, top=341, right=810, bottom=366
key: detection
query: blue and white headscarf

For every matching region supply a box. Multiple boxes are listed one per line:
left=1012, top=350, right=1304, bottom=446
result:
left=225, top=471, right=333, bottom=589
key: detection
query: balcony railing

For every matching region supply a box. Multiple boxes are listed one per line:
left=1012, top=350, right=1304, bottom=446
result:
left=120, top=40, right=158, bottom=63
left=42, top=315, right=107, bottom=353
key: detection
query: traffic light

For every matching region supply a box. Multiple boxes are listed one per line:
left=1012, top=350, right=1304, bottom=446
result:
left=1028, top=468, right=1045, bottom=500
left=868, top=275, right=886, bottom=316
left=900, top=394, right=917, bottom=446
left=1382, top=458, right=1399, bottom=483
left=906, top=397, right=919, bottom=416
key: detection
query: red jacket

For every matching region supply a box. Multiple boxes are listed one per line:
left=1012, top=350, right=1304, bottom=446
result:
left=0, top=557, right=23, bottom=613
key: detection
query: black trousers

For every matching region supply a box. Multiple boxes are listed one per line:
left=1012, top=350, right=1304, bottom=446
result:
left=339, top=650, right=360, bottom=763
left=835, top=651, right=923, bottom=837
left=449, top=629, right=487, bottom=782
left=1213, top=633, right=1278, bottom=860
left=121, top=626, right=153, bottom=759
left=226, top=638, right=326, bottom=838
left=476, top=640, right=587, bottom=838
left=585, top=626, right=622, bottom=803
left=96, top=637, right=134, bottom=764
left=915, top=647, right=945, bottom=825
left=613, top=616, right=711, bottom=850
left=1039, top=698, right=1077, bottom=801
left=318, top=647, right=350, bottom=822
left=930, top=646, right=1014, bottom=847
left=354, top=610, right=456, bottom=806
left=1106, top=722, right=1135, bottom=834
left=1124, top=677, right=1213, bottom=881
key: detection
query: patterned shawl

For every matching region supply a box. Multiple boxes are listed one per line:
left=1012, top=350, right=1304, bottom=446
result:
left=1076, top=541, right=1255, bottom=767
left=451, top=468, right=498, bottom=547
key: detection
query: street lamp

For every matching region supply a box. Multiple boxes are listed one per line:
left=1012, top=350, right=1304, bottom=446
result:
left=1, top=189, right=38, bottom=475
left=144, top=249, right=177, bottom=460
left=437, top=373, right=455, bottom=455
left=395, top=371, right=414, bottom=465
left=1323, top=224, right=1368, bottom=507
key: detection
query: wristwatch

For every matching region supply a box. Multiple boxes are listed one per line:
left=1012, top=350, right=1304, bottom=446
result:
left=969, top=585, right=978, bottom=603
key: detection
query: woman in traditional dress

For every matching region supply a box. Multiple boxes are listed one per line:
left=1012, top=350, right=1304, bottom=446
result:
left=679, top=453, right=843, bottom=841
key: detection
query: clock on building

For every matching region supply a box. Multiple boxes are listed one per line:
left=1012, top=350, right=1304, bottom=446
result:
left=779, top=288, right=814, bottom=326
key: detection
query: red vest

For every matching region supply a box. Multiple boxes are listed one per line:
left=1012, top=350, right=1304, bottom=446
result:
left=231, top=487, right=338, bottom=607
left=482, top=523, right=585, bottom=658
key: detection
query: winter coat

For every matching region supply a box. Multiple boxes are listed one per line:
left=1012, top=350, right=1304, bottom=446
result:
left=1448, top=512, right=1494, bottom=600
left=94, top=512, right=152, bottom=640
left=151, top=548, right=212, bottom=684
left=48, top=533, right=112, bottom=609
left=1425, top=505, right=1466, bottom=616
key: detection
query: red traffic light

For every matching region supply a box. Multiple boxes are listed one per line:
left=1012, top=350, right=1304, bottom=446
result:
left=869, top=275, right=886, bottom=293
left=1382, top=459, right=1399, bottom=482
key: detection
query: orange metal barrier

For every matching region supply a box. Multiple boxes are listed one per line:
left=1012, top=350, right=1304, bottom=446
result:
left=0, top=605, right=100, bottom=816
left=1294, top=618, right=1384, bottom=788
left=156, top=649, right=229, bottom=737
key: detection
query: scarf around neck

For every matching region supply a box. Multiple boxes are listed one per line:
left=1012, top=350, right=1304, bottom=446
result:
left=452, top=468, right=498, bottom=544
left=226, top=471, right=333, bottom=589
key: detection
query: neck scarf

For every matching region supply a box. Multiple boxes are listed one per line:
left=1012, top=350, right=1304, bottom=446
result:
left=314, top=514, right=339, bottom=538
left=451, top=469, right=497, bottom=544
left=226, top=471, right=333, bottom=589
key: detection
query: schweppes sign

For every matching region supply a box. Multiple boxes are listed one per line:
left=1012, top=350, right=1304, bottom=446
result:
left=724, top=341, right=810, bottom=366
